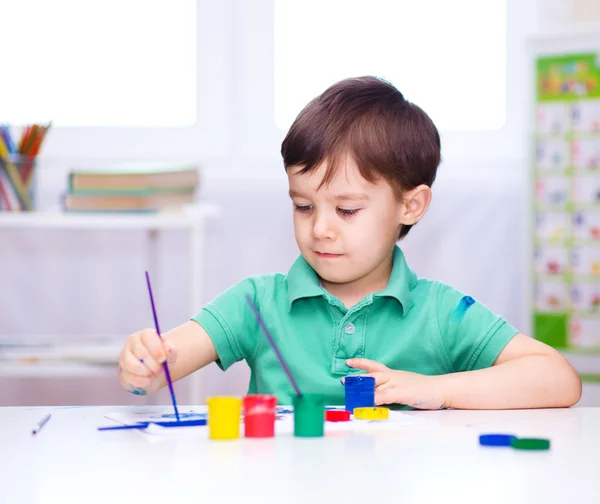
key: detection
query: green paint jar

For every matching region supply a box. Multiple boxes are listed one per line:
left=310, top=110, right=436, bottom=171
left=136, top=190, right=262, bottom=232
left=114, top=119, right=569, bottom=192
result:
left=293, top=394, right=325, bottom=437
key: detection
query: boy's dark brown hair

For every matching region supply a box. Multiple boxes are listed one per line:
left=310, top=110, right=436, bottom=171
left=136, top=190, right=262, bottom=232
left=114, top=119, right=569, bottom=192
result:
left=281, top=75, right=441, bottom=239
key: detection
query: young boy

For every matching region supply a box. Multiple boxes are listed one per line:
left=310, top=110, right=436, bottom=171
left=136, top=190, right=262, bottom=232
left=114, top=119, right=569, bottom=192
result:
left=118, top=76, right=581, bottom=409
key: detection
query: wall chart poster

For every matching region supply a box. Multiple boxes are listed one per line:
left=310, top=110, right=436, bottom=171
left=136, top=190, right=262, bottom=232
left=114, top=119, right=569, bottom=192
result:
left=534, top=52, right=600, bottom=355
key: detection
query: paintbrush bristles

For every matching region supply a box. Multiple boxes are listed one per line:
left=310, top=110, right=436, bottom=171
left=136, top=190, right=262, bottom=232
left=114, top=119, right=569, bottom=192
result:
left=244, top=294, right=303, bottom=397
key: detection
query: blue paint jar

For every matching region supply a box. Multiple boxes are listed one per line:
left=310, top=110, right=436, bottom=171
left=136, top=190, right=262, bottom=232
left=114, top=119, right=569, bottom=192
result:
left=344, top=375, right=375, bottom=413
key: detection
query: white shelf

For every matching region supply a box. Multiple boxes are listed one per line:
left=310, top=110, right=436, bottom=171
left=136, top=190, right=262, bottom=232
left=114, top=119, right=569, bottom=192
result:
left=0, top=203, right=220, bottom=402
left=0, top=339, right=122, bottom=377
left=0, top=203, right=220, bottom=230
left=0, top=361, right=117, bottom=378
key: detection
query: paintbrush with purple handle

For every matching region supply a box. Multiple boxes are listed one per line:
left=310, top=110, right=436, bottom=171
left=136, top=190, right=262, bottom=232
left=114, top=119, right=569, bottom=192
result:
left=146, top=271, right=180, bottom=421
left=245, top=294, right=302, bottom=397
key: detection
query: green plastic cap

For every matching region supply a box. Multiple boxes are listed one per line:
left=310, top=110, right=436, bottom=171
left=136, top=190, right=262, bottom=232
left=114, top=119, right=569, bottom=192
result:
left=510, top=438, right=551, bottom=450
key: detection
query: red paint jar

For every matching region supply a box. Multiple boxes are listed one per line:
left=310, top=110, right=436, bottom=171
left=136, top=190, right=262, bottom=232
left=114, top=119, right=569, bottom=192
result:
left=243, top=394, right=277, bottom=438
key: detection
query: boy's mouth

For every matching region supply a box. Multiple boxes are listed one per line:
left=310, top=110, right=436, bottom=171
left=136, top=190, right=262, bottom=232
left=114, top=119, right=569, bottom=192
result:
left=315, top=251, right=343, bottom=259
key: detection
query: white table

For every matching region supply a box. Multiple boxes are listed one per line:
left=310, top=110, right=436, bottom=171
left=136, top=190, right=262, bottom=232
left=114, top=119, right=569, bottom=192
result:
left=2, top=405, right=599, bottom=504
left=0, top=205, right=219, bottom=403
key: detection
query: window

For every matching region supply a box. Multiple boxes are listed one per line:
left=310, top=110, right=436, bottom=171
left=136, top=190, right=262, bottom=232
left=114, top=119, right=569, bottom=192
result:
left=0, top=0, right=197, bottom=127
left=274, top=0, right=506, bottom=132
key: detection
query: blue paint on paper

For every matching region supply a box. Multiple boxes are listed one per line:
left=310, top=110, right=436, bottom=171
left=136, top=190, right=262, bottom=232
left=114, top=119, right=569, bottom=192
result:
left=160, top=412, right=207, bottom=420
left=450, top=295, right=475, bottom=323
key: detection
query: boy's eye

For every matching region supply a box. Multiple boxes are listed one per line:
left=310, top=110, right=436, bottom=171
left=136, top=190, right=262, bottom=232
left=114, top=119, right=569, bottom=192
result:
left=294, top=204, right=313, bottom=213
left=337, top=208, right=360, bottom=217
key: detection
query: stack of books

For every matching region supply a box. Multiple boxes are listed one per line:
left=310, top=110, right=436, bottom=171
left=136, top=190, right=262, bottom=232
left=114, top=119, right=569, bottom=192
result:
left=63, top=162, right=200, bottom=212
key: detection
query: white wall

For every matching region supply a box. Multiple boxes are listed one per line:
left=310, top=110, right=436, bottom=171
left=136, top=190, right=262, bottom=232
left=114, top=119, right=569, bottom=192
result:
left=2, top=0, right=599, bottom=406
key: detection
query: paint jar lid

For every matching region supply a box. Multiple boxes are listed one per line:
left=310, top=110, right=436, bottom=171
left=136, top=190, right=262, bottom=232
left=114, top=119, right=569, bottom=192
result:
left=479, top=434, right=516, bottom=447
left=353, top=407, right=389, bottom=420
left=325, top=409, right=351, bottom=422
left=243, top=394, right=277, bottom=414
left=510, top=438, right=551, bottom=450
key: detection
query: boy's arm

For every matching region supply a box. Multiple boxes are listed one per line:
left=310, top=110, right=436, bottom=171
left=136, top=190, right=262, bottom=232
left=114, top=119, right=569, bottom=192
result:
left=437, top=333, right=582, bottom=409
left=347, top=334, right=582, bottom=409
left=160, top=321, right=218, bottom=384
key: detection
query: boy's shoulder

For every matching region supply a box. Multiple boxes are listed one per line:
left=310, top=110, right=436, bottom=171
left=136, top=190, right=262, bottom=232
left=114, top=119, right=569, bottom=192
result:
left=410, top=276, right=496, bottom=321
left=411, top=276, right=465, bottom=303
left=213, top=272, right=289, bottom=303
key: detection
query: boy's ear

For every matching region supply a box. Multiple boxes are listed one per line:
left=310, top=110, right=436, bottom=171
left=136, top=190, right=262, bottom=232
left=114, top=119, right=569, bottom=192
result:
left=399, top=184, right=432, bottom=225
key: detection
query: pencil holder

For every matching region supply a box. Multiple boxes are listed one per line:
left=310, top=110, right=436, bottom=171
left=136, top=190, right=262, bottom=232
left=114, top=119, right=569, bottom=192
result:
left=293, top=394, right=325, bottom=437
left=344, top=375, right=375, bottom=413
left=207, top=396, right=242, bottom=440
left=243, top=394, right=277, bottom=438
left=0, top=155, right=37, bottom=211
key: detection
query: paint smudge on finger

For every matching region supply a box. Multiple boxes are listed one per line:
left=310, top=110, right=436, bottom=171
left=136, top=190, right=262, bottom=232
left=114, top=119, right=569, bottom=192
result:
left=128, top=386, right=147, bottom=396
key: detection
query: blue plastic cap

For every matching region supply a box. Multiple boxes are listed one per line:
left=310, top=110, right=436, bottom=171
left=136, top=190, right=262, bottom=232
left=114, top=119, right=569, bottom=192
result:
left=479, top=434, right=517, bottom=447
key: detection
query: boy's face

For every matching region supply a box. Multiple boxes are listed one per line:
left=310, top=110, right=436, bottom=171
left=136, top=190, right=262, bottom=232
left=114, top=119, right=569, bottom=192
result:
left=287, top=157, right=405, bottom=288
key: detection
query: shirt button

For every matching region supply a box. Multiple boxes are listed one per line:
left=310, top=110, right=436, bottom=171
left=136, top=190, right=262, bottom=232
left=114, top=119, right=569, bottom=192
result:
left=345, top=323, right=355, bottom=334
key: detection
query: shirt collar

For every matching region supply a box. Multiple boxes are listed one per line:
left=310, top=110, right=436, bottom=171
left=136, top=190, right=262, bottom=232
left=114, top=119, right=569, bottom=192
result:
left=373, top=245, right=417, bottom=314
left=285, top=255, right=324, bottom=308
left=286, top=245, right=417, bottom=313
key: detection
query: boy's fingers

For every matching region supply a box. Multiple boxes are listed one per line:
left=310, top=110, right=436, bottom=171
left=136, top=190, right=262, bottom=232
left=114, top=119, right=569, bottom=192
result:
left=130, top=339, right=162, bottom=375
left=340, top=372, right=389, bottom=386
left=374, top=388, right=397, bottom=406
left=140, top=329, right=168, bottom=365
left=121, top=348, right=153, bottom=377
left=365, top=372, right=389, bottom=386
left=164, top=340, right=177, bottom=365
left=346, top=358, right=389, bottom=373
left=119, top=367, right=153, bottom=390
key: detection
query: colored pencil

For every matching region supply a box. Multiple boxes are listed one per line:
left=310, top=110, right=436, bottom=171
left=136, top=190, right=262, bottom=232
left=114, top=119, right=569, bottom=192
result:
left=23, top=122, right=51, bottom=186
left=0, top=125, right=16, bottom=154
left=145, top=271, right=180, bottom=421
left=32, top=413, right=51, bottom=435
left=0, top=170, right=13, bottom=210
left=245, top=294, right=303, bottom=397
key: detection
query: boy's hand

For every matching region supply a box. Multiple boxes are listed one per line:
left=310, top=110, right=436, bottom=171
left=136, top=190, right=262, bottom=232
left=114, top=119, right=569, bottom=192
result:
left=345, top=358, right=446, bottom=410
left=117, top=329, right=177, bottom=395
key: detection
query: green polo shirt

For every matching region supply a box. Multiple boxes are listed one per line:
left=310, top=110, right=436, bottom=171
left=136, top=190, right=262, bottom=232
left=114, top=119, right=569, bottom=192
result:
left=192, top=246, right=518, bottom=406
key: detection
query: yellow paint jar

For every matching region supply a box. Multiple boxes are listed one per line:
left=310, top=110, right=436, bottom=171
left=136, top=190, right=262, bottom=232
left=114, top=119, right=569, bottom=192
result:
left=207, top=396, right=242, bottom=440
left=353, top=407, right=389, bottom=420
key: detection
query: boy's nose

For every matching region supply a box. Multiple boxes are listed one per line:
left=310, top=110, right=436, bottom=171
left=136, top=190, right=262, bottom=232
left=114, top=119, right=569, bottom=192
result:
left=311, top=214, right=336, bottom=240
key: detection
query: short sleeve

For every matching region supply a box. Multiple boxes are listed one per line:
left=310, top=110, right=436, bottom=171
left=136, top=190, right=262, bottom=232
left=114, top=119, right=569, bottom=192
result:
left=435, top=282, right=518, bottom=372
left=191, top=276, right=264, bottom=371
